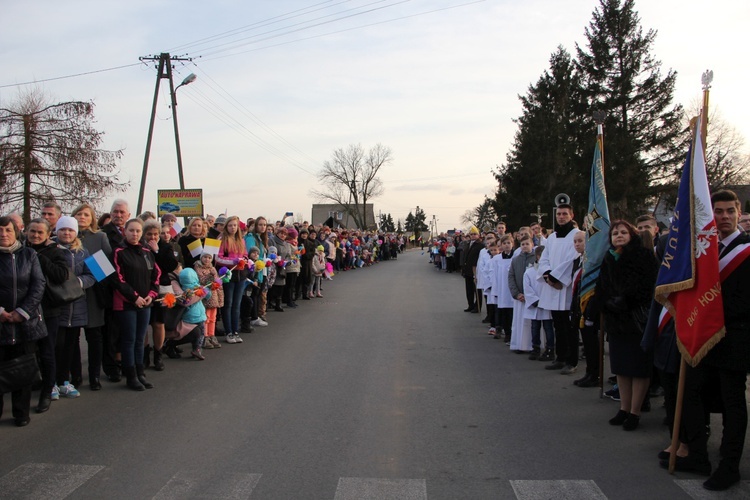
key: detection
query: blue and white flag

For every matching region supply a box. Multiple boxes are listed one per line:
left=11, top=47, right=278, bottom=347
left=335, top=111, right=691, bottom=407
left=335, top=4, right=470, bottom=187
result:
left=84, top=250, right=115, bottom=282
left=580, top=135, right=610, bottom=313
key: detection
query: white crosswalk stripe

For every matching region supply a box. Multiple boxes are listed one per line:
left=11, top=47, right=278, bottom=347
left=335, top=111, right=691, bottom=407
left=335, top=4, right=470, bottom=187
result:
left=152, top=470, right=262, bottom=500
left=510, top=479, right=608, bottom=500
left=674, top=479, right=750, bottom=499
left=333, top=477, right=427, bottom=500
left=8, top=463, right=743, bottom=499
left=0, top=463, right=105, bottom=500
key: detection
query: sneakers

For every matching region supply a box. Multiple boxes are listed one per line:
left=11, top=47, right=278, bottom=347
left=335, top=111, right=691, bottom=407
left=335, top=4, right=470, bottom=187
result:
left=210, top=336, right=222, bottom=348
left=203, top=338, right=216, bottom=349
left=226, top=334, right=238, bottom=344
left=51, top=385, right=60, bottom=401
left=58, top=381, right=80, bottom=398
left=234, top=333, right=243, bottom=343
left=316, top=292, right=323, bottom=297
left=250, top=318, right=268, bottom=327
left=488, top=327, right=496, bottom=336
left=605, top=385, right=620, bottom=401
left=560, top=365, right=578, bottom=375
left=545, top=361, right=566, bottom=370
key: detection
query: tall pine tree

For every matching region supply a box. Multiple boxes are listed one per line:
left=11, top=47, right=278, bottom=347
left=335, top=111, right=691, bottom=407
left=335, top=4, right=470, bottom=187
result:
left=493, top=46, right=587, bottom=230
left=575, top=0, right=684, bottom=219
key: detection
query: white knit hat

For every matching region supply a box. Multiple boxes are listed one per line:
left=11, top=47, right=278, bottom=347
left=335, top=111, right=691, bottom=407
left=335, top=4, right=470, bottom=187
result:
left=56, top=216, right=78, bottom=233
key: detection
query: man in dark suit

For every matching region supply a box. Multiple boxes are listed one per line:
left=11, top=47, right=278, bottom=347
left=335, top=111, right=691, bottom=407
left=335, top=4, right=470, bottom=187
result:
left=462, top=227, right=483, bottom=313
left=675, top=189, right=750, bottom=491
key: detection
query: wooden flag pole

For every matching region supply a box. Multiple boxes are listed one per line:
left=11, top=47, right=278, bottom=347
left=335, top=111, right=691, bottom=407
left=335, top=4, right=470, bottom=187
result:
left=593, top=110, right=607, bottom=399
left=668, top=358, right=688, bottom=473
left=670, top=72, right=712, bottom=473
left=598, top=312, right=605, bottom=398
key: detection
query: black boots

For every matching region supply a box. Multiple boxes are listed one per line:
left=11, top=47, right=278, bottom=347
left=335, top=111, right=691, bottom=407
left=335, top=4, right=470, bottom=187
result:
left=162, top=342, right=181, bottom=359
left=152, top=349, right=165, bottom=371
left=124, top=366, right=144, bottom=391
left=36, top=388, right=52, bottom=413
left=143, top=345, right=152, bottom=369
left=136, top=364, right=154, bottom=389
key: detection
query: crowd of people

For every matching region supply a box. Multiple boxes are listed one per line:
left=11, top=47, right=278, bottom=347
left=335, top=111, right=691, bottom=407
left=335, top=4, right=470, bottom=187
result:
left=2, top=191, right=749, bottom=491
left=429, top=192, right=750, bottom=492
left=0, top=199, right=403, bottom=426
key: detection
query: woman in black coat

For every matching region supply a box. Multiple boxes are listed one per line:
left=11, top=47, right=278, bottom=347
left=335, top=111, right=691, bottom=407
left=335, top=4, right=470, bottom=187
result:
left=590, top=220, right=658, bottom=431
left=26, top=218, right=69, bottom=412
left=0, top=216, right=48, bottom=426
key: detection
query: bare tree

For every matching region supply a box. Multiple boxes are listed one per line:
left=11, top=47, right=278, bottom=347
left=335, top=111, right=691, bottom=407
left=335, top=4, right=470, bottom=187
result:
left=704, top=115, right=750, bottom=191
left=0, top=88, right=127, bottom=222
left=311, top=143, right=391, bottom=229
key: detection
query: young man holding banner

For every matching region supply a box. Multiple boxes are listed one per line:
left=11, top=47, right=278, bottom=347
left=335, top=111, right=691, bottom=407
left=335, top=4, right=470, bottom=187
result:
left=679, top=190, right=750, bottom=490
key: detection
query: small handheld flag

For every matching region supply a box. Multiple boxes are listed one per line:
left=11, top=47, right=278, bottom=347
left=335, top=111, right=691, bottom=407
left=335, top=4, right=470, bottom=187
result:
left=85, top=250, right=115, bottom=282
left=187, top=239, right=203, bottom=258
left=203, top=238, right=221, bottom=256
left=168, top=221, right=183, bottom=238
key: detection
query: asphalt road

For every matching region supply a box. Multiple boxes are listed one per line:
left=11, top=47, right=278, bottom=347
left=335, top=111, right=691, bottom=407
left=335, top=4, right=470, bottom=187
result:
left=1, top=249, right=748, bottom=499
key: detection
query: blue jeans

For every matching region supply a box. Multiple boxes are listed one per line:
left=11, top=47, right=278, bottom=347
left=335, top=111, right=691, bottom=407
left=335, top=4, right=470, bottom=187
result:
left=222, top=281, right=244, bottom=334
left=115, top=308, right=151, bottom=367
left=530, top=319, right=554, bottom=350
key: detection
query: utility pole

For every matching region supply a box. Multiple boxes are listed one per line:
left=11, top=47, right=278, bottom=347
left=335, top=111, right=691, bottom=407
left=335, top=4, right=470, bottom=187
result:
left=137, top=52, right=194, bottom=216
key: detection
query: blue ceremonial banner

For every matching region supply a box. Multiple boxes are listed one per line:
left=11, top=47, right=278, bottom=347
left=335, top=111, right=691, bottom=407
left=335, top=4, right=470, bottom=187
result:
left=580, top=136, right=610, bottom=313
left=655, top=144, right=695, bottom=290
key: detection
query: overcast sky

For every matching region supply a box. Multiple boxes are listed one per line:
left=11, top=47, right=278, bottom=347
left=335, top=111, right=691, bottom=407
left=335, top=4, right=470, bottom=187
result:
left=2, top=0, right=748, bottom=231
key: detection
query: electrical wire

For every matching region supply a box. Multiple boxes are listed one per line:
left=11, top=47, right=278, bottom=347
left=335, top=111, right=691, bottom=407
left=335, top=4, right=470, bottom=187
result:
left=170, top=66, right=318, bottom=176
left=194, top=0, right=409, bottom=58
left=190, top=64, right=320, bottom=165
left=0, top=62, right=143, bottom=89
left=168, top=0, right=353, bottom=53
left=196, top=0, right=486, bottom=62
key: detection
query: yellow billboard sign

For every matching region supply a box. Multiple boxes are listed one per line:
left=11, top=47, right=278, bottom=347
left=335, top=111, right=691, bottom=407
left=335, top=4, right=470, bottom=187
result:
left=157, top=189, right=204, bottom=217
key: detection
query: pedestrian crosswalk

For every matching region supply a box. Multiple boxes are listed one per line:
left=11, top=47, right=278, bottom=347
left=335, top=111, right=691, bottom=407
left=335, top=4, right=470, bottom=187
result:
left=152, top=470, right=262, bottom=500
left=510, top=480, right=607, bottom=499
left=0, top=463, right=105, bottom=500
left=0, top=463, right=748, bottom=499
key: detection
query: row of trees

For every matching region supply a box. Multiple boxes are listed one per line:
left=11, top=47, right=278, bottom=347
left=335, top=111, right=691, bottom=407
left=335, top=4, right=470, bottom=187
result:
left=477, top=0, right=748, bottom=230
left=377, top=207, right=429, bottom=238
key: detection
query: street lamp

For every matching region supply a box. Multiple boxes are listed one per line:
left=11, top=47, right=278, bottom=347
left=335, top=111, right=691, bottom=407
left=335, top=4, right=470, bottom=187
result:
left=176, top=73, right=197, bottom=91
left=136, top=53, right=196, bottom=216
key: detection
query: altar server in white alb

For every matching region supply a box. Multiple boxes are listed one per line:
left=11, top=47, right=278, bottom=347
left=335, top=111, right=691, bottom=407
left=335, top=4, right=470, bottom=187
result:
left=524, top=245, right=554, bottom=360
left=508, top=235, right=536, bottom=352
left=475, top=232, right=497, bottom=323
left=491, top=234, right=515, bottom=343
left=537, top=203, right=582, bottom=373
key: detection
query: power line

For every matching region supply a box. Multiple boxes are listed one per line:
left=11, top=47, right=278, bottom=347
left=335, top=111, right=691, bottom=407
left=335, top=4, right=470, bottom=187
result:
left=194, top=0, right=409, bottom=58
left=0, top=62, right=143, bottom=89
left=168, top=0, right=353, bottom=53
left=197, top=0, right=486, bottom=62
left=170, top=68, right=318, bottom=176
left=190, top=63, right=320, bottom=166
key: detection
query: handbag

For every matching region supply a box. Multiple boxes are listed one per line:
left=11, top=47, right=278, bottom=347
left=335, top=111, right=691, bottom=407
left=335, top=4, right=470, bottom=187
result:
left=0, top=353, right=41, bottom=393
left=45, top=267, right=85, bottom=307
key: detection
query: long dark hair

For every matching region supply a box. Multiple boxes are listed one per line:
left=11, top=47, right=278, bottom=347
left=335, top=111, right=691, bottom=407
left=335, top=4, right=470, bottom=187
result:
left=252, top=216, right=269, bottom=248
